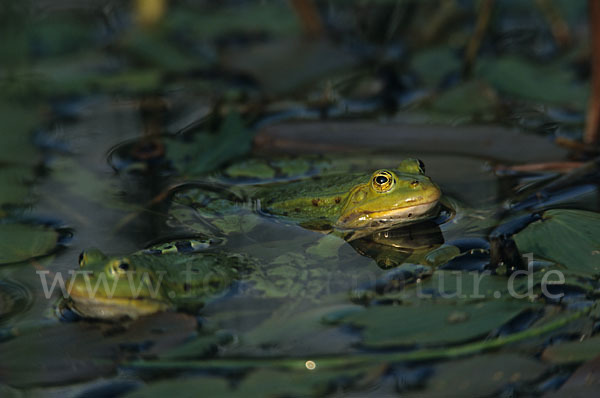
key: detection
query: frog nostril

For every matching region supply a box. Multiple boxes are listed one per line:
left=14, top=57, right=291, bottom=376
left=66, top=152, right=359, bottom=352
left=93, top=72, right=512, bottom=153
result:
left=410, top=180, right=419, bottom=188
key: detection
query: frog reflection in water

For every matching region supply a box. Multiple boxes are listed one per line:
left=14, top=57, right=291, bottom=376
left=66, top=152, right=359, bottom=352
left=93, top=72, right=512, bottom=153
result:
left=171, top=158, right=442, bottom=241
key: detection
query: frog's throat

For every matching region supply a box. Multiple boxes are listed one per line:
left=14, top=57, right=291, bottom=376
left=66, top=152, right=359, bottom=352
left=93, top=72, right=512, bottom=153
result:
left=334, top=200, right=440, bottom=230
left=69, top=293, right=170, bottom=319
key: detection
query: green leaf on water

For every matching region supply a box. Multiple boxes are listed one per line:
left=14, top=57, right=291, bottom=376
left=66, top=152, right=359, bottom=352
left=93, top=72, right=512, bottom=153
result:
left=542, top=334, right=600, bottom=364
left=0, top=102, right=41, bottom=165
left=429, top=80, right=499, bottom=121
left=167, top=3, right=301, bottom=41
left=124, top=367, right=370, bottom=398
left=159, top=331, right=234, bottom=360
left=305, top=235, right=346, bottom=259
left=241, top=304, right=360, bottom=355
left=0, top=224, right=58, bottom=265
left=411, top=46, right=461, bottom=87
left=514, top=209, right=600, bottom=277
left=0, top=166, right=35, bottom=208
left=476, top=56, right=588, bottom=110
left=331, top=300, right=535, bottom=348
left=402, top=353, right=547, bottom=397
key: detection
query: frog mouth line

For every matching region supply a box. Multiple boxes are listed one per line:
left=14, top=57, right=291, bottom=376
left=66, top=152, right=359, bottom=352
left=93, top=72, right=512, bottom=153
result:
left=335, top=200, right=440, bottom=230
left=69, top=293, right=170, bottom=319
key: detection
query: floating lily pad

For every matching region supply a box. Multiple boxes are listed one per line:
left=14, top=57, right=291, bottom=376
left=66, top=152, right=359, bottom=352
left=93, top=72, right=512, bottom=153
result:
left=411, top=46, right=461, bottom=87
left=0, top=102, right=41, bottom=165
left=0, top=313, right=197, bottom=388
left=241, top=304, right=360, bottom=355
left=0, top=224, right=59, bottom=265
left=331, top=300, right=535, bottom=348
left=428, top=80, right=500, bottom=122
left=545, top=354, right=600, bottom=397
left=167, top=2, right=300, bottom=41
left=541, top=335, right=600, bottom=364
left=158, top=331, right=233, bottom=360
left=0, top=166, right=34, bottom=208
left=476, top=56, right=588, bottom=109
left=305, top=235, right=346, bottom=259
left=376, top=271, right=512, bottom=302
left=124, top=367, right=370, bottom=398
left=403, top=354, right=547, bottom=397
left=514, top=209, right=600, bottom=276
left=0, top=323, right=116, bottom=388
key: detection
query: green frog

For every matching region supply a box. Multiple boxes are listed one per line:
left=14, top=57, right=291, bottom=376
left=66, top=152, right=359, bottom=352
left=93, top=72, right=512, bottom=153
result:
left=170, top=158, right=442, bottom=241
left=67, top=241, right=255, bottom=320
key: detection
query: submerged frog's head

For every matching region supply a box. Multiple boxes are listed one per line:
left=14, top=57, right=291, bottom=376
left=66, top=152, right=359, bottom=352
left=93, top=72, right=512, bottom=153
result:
left=67, top=248, right=170, bottom=319
left=335, top=159, right=441, bottom=234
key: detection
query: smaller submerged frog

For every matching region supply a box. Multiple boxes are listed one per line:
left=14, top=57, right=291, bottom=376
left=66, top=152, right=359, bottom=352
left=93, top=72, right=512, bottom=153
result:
left=67, top=241, right=254, bottom=319
left=171, top=158, right=442, bottom=240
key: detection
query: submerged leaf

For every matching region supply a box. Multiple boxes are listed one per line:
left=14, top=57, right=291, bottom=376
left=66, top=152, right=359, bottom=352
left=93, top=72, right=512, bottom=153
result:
left=514, top=209, right=600, bottom=276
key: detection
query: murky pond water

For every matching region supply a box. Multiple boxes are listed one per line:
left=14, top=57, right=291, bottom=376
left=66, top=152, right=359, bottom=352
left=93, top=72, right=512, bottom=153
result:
left=1, top=1, right=599, bottom=397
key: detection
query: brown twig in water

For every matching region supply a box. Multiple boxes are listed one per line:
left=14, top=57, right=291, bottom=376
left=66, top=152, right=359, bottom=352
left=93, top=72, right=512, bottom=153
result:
left=289, top=0, right=324, bottom=38
left=585, top=0, right=600, bottom=145
left=495, top=161, right=585, bottom=173
left=463, top=0, right=495, bottom=78
left=535, top=0, right=572, bottom=47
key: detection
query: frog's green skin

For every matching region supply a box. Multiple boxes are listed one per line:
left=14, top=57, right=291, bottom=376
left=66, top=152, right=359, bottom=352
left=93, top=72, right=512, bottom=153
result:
left=172, top=159, right=442, bottom=240
left=68, top=243, right=253, bottom=320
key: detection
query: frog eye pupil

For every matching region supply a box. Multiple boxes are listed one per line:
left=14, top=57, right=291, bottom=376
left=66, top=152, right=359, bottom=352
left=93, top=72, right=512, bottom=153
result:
left=375, top=176, right=388, bottom=185
left=118, top=262, right=130, bottom=271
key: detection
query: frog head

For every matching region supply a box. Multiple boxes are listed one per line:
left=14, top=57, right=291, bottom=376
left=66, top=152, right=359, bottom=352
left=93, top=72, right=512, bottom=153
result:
left=335, top=159, right=441, bottom=234
left=68, top=248, right=171, bottom=319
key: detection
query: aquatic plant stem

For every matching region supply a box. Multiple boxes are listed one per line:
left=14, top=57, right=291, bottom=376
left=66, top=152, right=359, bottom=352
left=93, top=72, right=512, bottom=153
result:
left=535, top=0, right=571, bottom=47
left=463, top=0, right=495, bottom=78
left=289, top=0, right=324, bottom=38
left=585, top=0, right=600, bottom=145
left=125, top=307, right=590, bottom=371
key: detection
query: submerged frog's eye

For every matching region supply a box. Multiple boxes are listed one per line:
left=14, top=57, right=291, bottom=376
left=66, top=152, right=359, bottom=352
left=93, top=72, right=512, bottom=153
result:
left=372, top=171, right=395, bottom=193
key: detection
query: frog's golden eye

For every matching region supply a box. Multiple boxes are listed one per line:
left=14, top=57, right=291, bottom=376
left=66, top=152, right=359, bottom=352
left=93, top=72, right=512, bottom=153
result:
left=109, top=259, right=131, bottom=275
left=372, top=171, right=395, bottom=193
